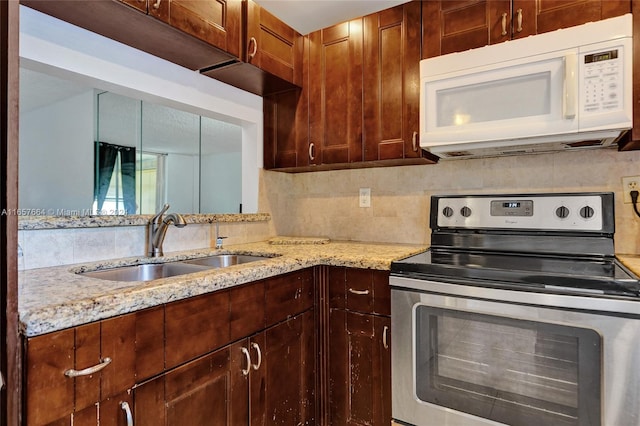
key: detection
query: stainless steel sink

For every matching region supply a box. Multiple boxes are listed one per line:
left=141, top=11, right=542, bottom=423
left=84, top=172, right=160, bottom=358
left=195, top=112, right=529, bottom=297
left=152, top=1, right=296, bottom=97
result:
left=80, top=262, right=210, bottom=282
left=79, top=254, right=276, bottom=281
left=181, top=254, right=274, bottom=268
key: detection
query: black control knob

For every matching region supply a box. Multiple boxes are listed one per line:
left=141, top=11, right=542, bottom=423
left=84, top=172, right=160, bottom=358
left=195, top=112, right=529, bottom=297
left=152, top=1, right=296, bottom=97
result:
left=580, top=206, right=595, bottom=219
left=555, top=206, right=570, bottom=219
left=442, top=206, right=454, bottom=218
left=460, top=206, right=472, bottom=218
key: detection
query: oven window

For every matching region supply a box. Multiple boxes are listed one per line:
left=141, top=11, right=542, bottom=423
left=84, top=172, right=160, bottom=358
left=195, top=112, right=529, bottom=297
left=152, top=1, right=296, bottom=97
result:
left=415, top=307, right=602, bottom=426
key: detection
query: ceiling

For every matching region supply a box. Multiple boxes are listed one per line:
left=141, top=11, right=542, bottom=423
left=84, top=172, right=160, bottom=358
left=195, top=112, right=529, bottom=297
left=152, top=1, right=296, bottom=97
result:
left=253, top=0, right=408, bottom=34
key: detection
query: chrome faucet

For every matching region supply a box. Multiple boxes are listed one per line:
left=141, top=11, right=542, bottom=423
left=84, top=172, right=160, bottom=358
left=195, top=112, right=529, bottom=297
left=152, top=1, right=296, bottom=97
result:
left=148, top=204, right=187, bottom=257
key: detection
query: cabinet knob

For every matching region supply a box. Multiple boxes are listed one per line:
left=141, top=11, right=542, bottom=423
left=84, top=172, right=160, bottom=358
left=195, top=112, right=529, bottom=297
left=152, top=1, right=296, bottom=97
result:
left=64, top=357, right=112, bottom=377
left=248, top=37, right=258, bottom=59
left=152, top=0, right=161, bottom=9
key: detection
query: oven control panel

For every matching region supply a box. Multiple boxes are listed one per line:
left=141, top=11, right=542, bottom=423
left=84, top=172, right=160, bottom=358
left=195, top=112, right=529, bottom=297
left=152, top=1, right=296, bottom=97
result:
left=434, top=194, right=607, bottom=231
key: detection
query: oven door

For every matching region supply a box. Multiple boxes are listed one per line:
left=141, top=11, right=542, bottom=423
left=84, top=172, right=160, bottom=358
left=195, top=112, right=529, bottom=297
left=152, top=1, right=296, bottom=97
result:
left=391, top=277, right=640, bottom=426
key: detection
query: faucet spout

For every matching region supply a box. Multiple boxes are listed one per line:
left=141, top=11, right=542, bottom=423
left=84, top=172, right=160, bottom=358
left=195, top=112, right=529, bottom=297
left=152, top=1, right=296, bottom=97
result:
left=148, top=206, right=187, bottom=257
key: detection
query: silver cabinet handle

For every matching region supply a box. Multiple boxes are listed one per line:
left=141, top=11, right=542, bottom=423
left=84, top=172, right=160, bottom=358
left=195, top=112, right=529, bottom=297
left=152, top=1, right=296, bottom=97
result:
left=241, top=347, right=251, bottom=376
left=383, top=326, right=389, bottom=349
left=248, top=37, right=258, bottom=59
left=152, top=0, right=161, bottom=9
left=250, top=342, right=262, bottom=371
left=501, top=12, right=508, bottom=36
left=348, top=288, right=369, bottom=295
left=64, top=357, right=112, bottom=377
left=308, top=143, right=315, bottom=161
left=516, top=8, right=523, bottom=32
left=121, top=401, right=133, bottom=426
left=412, top=131, right=418, bottom=152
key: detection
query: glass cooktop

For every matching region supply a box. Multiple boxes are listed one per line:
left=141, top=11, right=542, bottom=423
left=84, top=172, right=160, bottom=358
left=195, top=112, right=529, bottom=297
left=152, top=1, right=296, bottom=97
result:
left=391, top=250, right=640, bottom=298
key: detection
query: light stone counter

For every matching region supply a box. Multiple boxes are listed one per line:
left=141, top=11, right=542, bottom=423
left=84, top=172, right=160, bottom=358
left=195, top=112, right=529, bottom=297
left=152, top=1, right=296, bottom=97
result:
left=19, top=240, right=427, bottom=337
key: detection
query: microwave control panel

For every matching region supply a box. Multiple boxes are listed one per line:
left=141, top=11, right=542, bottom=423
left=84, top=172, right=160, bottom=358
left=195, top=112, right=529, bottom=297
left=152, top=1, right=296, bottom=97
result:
left=582, top=48, right=623, bottom=114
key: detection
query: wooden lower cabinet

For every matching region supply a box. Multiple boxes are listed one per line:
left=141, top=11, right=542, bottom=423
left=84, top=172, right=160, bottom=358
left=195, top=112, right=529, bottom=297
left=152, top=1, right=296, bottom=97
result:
left=329, top=310, right=391, bottom=426
left=134, top=340, right=248, bottom=425
left=24, top=307, right=163, bottom=426
left=327, top=267, right=392, bottom=426
left=133, top=309, right=315, bottom=425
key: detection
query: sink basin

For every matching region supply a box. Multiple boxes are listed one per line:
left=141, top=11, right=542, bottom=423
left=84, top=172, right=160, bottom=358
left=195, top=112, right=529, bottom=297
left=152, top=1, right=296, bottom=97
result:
left=80, top=254, right=276, bottom=281
left=181, top=254, right=274, bottom=268
left=80, top=262, right=209, bottom=282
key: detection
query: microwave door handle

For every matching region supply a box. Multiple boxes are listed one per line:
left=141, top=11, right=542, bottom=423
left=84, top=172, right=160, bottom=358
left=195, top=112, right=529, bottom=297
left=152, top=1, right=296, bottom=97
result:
left=564, top=53, right=578, bottom=119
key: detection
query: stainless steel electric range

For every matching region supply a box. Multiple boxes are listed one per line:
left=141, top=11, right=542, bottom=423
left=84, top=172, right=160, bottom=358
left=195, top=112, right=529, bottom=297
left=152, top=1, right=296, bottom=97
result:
left=390, top=192, right=640, bottom=426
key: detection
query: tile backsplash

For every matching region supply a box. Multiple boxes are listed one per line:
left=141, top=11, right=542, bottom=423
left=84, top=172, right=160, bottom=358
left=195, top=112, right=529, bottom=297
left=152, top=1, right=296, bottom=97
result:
left=262, top=148, right=640, bottom=255
left=19, top=221, right=273, bottom=270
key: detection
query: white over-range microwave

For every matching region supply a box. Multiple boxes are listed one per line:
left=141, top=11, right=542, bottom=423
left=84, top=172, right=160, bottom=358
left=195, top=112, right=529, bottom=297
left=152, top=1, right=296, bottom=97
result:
left=419, top=14, right=632, bottom=159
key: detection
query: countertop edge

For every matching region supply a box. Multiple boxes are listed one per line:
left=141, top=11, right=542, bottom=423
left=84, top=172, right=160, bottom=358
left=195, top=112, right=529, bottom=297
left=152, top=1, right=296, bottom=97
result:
left=19, top=241, right=427, bottom=337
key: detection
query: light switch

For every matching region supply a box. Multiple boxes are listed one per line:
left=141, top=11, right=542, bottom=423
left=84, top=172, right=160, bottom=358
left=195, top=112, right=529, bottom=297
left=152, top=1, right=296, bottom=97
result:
left=359, top=188, right=371, bottom=208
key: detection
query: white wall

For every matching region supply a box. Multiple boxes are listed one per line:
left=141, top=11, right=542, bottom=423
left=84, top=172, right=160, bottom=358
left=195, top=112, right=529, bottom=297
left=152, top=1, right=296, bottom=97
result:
left=19, top=90, right=94, bottom=212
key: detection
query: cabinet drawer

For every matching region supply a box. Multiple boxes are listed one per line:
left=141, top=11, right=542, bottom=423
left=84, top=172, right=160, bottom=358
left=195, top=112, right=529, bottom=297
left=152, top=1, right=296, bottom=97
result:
left=329, top=267, right=391, bottom=316
left=165, top=289, right=230, bottom=369
left=265, top=269, right=314, bottom=326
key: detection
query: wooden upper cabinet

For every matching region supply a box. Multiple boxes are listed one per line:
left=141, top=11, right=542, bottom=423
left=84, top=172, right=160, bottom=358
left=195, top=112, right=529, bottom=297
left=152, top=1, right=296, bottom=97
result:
left=363, top=2, right=423, bottom=161
left=245, top=0, right=303, bottom=86
left=423, top=0, right=631, bottom=58
left=149, top=0, right=242, bottom=58
left=21, top=0, right=240, bottom=70
left=201, top=0, right=302, bottom=96
left=309, top=19, right=364, bottom=165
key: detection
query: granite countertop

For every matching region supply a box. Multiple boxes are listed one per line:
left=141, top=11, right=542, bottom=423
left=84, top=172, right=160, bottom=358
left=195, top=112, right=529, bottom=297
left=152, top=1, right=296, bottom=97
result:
left=18, top=240, right=427, bottom=337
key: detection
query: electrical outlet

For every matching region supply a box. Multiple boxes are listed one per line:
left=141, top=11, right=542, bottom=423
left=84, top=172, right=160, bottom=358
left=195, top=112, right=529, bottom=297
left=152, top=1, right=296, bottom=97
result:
left=622, top=176, right=640, bottom=203
left=359, top=188, right=371, bottom=208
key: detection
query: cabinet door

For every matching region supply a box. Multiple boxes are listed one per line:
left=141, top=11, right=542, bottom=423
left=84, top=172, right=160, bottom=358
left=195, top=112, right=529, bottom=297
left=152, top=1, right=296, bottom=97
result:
left=424, top=0, right=632, bottom=58
left=363, top=2, right=422, bottom=161
left=245, top=0, right=302, bottom=85
left=423, top=0, right=496, bottom=58
left=329, top=310, right=391, bottom=426
left=149, top=0, right=242, bottom=58
left=134, top=340, right=249, bottom=426
left=250, top=310, right=316, bottom=425
left=309, top=19, right=363, bottom=165
left=26, top=312, right=145, bottom=426
left=526, top=0, right=629, bottom=37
